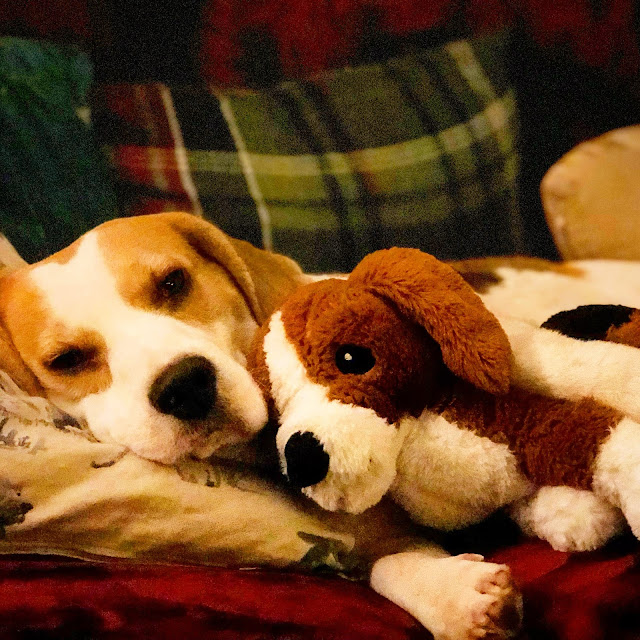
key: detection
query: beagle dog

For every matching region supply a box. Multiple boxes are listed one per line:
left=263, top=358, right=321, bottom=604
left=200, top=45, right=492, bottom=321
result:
left=2, top=213, right=640, bottom=640
left=0, top=213, right=524, bottom=640
left=0, top=212, right=309, bottom=463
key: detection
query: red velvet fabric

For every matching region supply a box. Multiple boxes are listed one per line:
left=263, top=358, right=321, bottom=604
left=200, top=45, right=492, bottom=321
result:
left=197, top=0, right=639, bottom=86
left=1, top=535, right=640, bottom=639
left=0, top=556, right=428, bottom=639
left=488, top=535, right=640, bottom=640
left=1, top=0, right=637, bottom=86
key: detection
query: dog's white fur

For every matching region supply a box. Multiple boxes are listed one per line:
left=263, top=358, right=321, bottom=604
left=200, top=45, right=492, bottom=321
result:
left=6, top=215, right=640, bottom=640
left=480, top=260, right=640, bottom=324
left=30, top=232, right=267, bottom=463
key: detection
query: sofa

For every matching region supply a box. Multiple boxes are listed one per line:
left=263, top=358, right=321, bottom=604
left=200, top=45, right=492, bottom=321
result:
left=2, top=2, right=640, bottom=639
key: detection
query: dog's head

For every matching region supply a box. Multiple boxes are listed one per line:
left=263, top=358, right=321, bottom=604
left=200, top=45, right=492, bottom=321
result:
left=249, top=247, right=512, bottom=513
left=0, top=212, right=307, bottom=463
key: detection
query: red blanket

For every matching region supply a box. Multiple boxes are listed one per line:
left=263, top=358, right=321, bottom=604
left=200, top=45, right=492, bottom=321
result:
left=491, top=535, right=640, bottom=640
left=2, top=534, right=640, bottom=639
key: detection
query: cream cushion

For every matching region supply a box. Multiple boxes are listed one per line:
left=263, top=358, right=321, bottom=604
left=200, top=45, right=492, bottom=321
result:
left=542, top=125, right=640, bottom=260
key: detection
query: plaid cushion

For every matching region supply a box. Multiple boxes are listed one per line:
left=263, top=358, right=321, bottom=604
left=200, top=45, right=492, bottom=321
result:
left=93, top=29, right=522, bottom=273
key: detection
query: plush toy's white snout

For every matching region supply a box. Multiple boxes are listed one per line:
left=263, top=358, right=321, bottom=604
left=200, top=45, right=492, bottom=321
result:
left=274, top=386, right=407, bottom=514
left=262, top=312, right=405, bottom=513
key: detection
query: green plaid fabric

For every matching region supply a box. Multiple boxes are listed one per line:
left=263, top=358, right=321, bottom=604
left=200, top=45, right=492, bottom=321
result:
left=94, top=28, right=522, bottom=273
left=214, top=31, right=521, bottom=271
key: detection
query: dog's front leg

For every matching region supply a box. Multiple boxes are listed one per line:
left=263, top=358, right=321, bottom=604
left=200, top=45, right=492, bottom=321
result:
left=370, top=547, right=522, bottom=640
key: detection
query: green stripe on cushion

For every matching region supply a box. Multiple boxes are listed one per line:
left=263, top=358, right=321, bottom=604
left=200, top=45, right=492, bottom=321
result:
left=94, top=29, right=522, bottom=273
left=212, top=29, right=522, bottom=271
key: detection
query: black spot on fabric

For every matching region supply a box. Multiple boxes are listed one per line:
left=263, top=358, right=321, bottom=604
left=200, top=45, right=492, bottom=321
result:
left=542, top=304, right=637, bottom=341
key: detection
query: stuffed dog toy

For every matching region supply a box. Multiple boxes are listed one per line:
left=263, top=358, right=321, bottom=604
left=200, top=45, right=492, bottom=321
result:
left=248, top=248, right=640, bottom=553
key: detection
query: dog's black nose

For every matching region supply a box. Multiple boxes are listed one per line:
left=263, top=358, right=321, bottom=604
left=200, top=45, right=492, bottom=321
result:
left=284, top=431, right=330, bottom=488
left=149, top=356, right=217, bottom=421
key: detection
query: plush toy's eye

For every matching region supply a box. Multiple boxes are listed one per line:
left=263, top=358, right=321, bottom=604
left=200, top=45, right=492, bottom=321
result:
left=335, top=344, right=376, bottom=375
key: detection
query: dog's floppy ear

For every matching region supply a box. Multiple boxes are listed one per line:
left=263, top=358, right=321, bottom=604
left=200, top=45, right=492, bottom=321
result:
left=165, top=213, right=307, bottom=324
left=349, top=248, right=512, bottom=394
left=0, top=323, right=43, bottom=396
left=0, top=261, right=44, bottom=397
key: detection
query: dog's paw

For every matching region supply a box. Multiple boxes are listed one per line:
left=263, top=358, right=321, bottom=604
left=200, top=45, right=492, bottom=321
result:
left=510, top=486, right=624, bottom=552
left=370, top=551, right=522, bottom=640
left=432, top=554, right=522, bottom=640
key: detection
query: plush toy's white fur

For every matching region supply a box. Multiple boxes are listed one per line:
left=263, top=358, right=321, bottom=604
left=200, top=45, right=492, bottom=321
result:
left=393, top=411, right=640, bottom=552
left=264, top=305, right=523, bottom=639
left=264, top=308, right=640, bottom=551
left=259, top=256, right=640, bottom=553
left=391, top=412, right=532, bottom=531
left=265, top=311, right=405, bottom=513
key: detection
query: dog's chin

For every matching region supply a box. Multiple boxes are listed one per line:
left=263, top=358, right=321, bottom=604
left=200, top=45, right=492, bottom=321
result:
left=63, top=376, right=269, bottom=465
left=127, top=411, right=269, bottom=464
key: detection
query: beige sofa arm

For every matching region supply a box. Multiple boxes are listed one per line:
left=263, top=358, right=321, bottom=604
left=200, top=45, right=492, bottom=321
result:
left=541, top=125, right=640, bottom=260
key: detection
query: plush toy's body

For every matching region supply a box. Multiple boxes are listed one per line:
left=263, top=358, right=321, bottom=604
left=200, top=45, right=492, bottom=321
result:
left=248, top=248, right=640, bottom=552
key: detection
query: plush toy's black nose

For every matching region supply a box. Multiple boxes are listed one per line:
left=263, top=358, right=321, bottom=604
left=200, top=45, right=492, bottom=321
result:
left=149, top=355, right=217, bottom=421
left=284, top=431, right=330, bottom=488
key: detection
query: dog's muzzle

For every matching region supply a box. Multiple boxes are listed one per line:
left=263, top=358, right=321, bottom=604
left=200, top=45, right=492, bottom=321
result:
left=148, top=355, right=217, bottom=421
left=284, top=431, right=330, bottom=488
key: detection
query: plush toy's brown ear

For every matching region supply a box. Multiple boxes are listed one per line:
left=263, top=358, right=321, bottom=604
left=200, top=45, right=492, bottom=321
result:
left=165, top=212, right=308, bottom=324
left=349, top=248, right=512, bottom=394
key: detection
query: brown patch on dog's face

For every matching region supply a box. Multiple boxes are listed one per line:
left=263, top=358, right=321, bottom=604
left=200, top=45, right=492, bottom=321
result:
left=42, top=238, right=81, bottom=266
left=0, top=274, right=112, bottom=400
left=280, top=279, right=445, bottom=424
left=449, top=256, right=584, bottom=292
left=95, top=215, right=258, bottom=357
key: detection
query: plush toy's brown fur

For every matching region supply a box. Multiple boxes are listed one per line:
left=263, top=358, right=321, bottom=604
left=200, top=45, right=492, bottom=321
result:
left=280, top=249, right=512, bottom=404
left=436, top=383, right=621, bottom=489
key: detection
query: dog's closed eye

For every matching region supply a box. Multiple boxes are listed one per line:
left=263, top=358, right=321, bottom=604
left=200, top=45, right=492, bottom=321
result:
left=46, top=347, right=96, bottom=374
